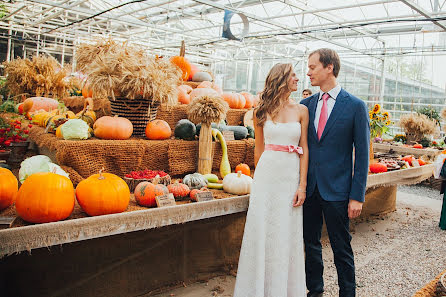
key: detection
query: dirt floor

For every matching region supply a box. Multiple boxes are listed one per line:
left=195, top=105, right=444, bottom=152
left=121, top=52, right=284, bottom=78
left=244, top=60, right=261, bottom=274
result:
left=148, top=191, right=446, bottom=297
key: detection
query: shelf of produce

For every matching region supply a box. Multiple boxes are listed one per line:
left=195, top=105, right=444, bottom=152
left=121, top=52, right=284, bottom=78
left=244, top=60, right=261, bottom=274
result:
left=373, top=143, right=444, bottom=158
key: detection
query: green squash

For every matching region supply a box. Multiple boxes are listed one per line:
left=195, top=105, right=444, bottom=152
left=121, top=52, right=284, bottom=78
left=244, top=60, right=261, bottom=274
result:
left=246, top=126, right=255, bottom=138
left=197, top=123, right=248, bottom=140
left=212, top=128, right=231, bottom=178
left=203, top=173, right=219, bottom=183
left=174, top=119, right=196, bottom=140
left=183, top=172, right=208, bottom=189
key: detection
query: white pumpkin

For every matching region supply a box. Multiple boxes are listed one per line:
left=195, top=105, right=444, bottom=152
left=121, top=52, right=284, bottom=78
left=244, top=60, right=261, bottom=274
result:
left=223, top=171, right=252, bottom=195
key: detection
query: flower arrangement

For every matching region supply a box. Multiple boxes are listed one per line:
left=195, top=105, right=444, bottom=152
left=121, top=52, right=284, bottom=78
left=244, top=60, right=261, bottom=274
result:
left=399, top=113, right=437, bottom=143
left=369, top=104, right=392, bottom=139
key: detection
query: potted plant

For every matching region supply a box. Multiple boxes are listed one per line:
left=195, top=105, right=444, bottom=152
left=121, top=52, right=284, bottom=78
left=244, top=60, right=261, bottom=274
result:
left=0, top=118, right=32, bottom=164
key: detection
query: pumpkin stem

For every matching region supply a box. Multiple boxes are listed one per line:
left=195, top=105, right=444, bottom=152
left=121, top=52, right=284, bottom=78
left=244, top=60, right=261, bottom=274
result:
left=180, top=40, right=186, bottom=57
left=153, top=174, right=160, bottom=185
left=98, top=167, right=105, bottom=180
left=52, top=167, right=57, bottom=174
left=237, top=171, right=242, bottom=178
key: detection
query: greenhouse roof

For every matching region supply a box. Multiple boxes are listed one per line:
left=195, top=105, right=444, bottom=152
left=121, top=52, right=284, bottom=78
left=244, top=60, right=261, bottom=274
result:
left=1, top=0, right=446, bottom=63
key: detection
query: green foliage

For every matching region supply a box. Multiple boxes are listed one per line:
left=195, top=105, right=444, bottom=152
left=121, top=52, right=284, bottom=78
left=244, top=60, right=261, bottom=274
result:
left=393, top=134, right=407, bottom=143
left=0, top=77, right=9, bottom=102
left=419, top=137, right=431, bottom=148
left=0, top=3, right=8, bottom=19
left=417, top=106, right=441, bottom=128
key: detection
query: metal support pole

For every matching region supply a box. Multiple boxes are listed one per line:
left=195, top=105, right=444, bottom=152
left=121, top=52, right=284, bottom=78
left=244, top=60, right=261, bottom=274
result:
left=6, top=21, right=12, bottom=62
left=379, top=57, right=386, bottom=107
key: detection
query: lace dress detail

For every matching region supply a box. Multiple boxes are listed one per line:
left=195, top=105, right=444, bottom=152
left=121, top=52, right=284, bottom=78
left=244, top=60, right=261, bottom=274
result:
left=233, top=120, right=306, bottom=297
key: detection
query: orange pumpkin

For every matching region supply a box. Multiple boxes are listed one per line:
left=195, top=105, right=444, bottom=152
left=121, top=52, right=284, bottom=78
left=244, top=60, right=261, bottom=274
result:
left=93, top=116, right=133, bottom=140
left=15, top=172, right=75, bottom=223
left=222, top=93, right=246, bottom=109
left=82, top=84, right=93, bottom=98
left=23, top=97, right=59, bottom=113
left=189, top=88, right=219, bottom=101
left=177, top=85, right=191, bottom=104
left=55, top=124, right=64, bottom=138
left=240, top=92, right=254, bottom=109
left=0, top=168, right=18, bottom=210
left=145, top=120, right=172, bottom=140
left=197, top=81, right=223, bottom=94
left=170, top=41, right=191, bottom=81
left=76, top=169, right=130, bottom=216
left=413, top=144, right=423, bottom=149
left=134, top=180, right=169, bottom=207
left=369, top=163, right=388, bottom=173
left=167, top=181, right=190, bottom=198
left=188, top=64, right=200, bottom=81
left=235, top=163, right=251, bottom=176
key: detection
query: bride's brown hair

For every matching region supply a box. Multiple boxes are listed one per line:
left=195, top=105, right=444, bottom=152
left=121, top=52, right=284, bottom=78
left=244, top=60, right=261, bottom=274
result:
left=255, top=63, right=294, bottom=127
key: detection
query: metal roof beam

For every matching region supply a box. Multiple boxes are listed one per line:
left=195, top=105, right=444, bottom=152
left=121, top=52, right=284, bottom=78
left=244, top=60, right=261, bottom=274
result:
left=399, top=0, right=446, bottom=30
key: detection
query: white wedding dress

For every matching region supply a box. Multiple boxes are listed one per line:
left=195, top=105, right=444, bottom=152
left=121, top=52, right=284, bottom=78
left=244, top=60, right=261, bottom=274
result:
left=233, top=120, right=306, bottom=297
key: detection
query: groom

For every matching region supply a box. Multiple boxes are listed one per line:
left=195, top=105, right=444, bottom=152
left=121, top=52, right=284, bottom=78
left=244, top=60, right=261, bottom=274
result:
left=300, top=49, right=370, bottom=297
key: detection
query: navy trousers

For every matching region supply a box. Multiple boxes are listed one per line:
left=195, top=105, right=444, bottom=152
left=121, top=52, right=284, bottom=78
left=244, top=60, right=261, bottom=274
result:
left=303, top=186, right=356, bottom=297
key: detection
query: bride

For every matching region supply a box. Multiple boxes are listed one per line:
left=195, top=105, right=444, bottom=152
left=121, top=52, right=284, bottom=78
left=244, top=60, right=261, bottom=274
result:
left=233, top=63, right=309, bottom=297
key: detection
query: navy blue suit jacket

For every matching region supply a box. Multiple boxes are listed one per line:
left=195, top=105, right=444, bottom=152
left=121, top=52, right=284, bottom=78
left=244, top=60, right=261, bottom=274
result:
left=300, top=88, right=370, bottom=202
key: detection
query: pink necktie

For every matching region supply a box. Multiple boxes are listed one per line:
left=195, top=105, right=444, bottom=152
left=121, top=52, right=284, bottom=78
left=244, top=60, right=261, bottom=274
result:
left=317, top=93, right=330, bottom=140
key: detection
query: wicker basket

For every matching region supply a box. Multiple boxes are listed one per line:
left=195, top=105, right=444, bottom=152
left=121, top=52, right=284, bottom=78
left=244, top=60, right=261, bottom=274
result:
left=437, top=272, right=446, bottom=297
left=124, top=174, right=171, bottom=193
left=109, top=97, right=160, bottom=136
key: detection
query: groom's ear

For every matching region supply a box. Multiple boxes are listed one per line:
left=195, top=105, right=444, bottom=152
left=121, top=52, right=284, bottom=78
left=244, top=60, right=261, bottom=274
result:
left=326, top=63, right=334, bottom=74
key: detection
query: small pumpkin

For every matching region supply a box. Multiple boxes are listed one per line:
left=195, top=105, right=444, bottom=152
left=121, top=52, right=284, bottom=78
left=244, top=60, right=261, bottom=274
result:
left=15, top=172, right=75, bottom=223
left=76, top=98, right=97, bottom=126
left=76, top=169, right=130, bottom=216
left=55, top=124, right=64, bottom=138
left=189, top=88, right=219, bottom=101
left=223, top=171, right=253, bottom=195
left=369, top=163, right=388, bottom=173
left=134, top=177, right=169, bottom=207
left=413, top=143, right=423, bottom=149
left=167, top=181, right=190, bottom=198
left=183, top=173, right=208, bottom=190
left=146, top=120, right=172, bottom=140
left=222, top=93, right=246, bottom=109
left=170, top=41, right=192, bottom=81
left=93, top=116, right=133, bottom=140
left=188, top=64, right=200, bottom=81
left=240, top=92, right=254, bottom=109
left=178, top=85, right=192, bottom=104
left=235, top=163, right=251, bottom=176
left=189, top=187, right=210, bottom=202
left=0, top=168, right=18, bottom=210
left=192, top=71, right=213, bottom=82
left=174, top=119, right=196, bottom=140
left=197, top=81, right=223, bottom=94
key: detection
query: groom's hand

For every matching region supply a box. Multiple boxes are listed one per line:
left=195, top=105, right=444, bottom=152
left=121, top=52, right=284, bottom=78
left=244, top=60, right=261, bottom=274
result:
left=348, top=199, right=363, bottom=219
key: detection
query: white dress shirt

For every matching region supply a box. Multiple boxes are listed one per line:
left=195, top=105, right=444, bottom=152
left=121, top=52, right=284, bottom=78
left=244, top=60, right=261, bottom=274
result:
left=314, top=85, right=342, bottom=131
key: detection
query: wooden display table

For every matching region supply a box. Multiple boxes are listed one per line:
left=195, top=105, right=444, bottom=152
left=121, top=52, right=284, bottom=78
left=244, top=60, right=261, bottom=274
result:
left=373, top=143, right=444, bottom=159
left=0, top=165, right=434, bottom=297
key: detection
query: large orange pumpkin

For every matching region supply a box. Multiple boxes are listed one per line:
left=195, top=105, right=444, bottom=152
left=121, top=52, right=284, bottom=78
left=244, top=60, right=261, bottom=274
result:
left=189, top=88, right=219, bottom=101
left=240, top=92, right=254, bottom=109
left=76, top=169, right=130, bottom=216
left=23, top=97, right=59, bottom=113
left=145, top=120, right=172, bottom=140
left=134, top=180, right=169, bottom=207
left=222, top=93, right=246, bottom=109
left=93, top=116, right=133, bottom=140
left=0, top=168, right=18, bottom=210
left=197, top=81, right=223, bottom=94
left=170, top=41, right=192, bottom=81
left=15, top=172, right=75, bottom=223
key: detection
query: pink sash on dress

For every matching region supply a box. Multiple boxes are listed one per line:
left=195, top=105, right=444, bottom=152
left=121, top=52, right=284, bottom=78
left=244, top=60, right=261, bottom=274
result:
left=264, top=144, right=304, bottom=155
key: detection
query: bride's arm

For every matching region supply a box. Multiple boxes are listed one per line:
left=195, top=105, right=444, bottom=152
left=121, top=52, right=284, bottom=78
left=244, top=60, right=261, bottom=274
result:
left=253, top=110, right=264, bottom=167
left=298, top=105, right=309, bottom=192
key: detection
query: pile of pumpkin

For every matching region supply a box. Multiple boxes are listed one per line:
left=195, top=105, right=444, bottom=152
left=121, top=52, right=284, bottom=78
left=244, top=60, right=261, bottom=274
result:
left=369, top=155, right=428, bottom=173
left=177, top=81, right=259, bottom=109
left=0, top=162, right=253, bottom=224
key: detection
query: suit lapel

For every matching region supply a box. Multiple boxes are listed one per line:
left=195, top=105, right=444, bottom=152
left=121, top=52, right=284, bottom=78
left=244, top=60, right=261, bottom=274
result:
left=319, top=89, right=349, bottom=142
left=308, top=93, right=319, bottom=141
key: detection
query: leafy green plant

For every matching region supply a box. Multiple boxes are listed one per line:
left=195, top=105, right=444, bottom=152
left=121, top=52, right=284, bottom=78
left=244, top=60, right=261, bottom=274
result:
left=417, top=106, right=441, bottom=128
left=419, top=137, right=431, bottom=148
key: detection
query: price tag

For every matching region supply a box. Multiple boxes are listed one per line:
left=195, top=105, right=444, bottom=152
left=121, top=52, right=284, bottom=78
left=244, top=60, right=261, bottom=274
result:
left=195, top=191, right=214, bottom=202
left=222, top=130, right=235, bottom=141
left=155, top=193, right=176, bottom=207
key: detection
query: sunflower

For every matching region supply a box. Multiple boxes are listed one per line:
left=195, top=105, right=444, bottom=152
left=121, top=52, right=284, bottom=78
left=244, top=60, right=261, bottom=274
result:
left=373, top=104, right=381, bottom=113
left=382, top=111, right=390, bottom=118
left=385, top=120, right=391, bottom=126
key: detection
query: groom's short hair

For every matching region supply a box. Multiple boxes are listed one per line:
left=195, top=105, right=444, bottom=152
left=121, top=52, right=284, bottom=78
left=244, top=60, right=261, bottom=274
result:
left=309, top=48, right=341, bottom=78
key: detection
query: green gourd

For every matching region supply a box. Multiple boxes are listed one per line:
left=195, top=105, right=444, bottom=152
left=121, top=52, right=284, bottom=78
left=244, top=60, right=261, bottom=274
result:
left=207, top=182, right=223, bottom=190
left=212, top=128, right=231, bottom=178
left=203, top=173, right=219, bottom=183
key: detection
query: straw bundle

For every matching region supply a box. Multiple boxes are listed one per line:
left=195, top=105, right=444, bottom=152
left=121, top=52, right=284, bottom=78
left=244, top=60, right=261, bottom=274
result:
left=399, top=113, right=437, bottom=142
left=187, top=95, right=229, bottom=174
left=3, top=55, right=70, bottom=99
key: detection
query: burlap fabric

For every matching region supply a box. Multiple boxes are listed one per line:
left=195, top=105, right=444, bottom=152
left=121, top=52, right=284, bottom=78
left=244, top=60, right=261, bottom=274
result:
left=156, top=104, right=251, bottom=129
left=413, top=269, right=446, bottom=297
left=28, top=126, right=255, bottom=185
